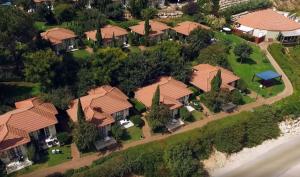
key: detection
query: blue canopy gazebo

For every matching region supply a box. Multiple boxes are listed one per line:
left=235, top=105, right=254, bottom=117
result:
left=252, top=70, right=282, bottom=86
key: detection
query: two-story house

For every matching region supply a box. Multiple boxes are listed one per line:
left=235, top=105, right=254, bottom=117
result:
left=41, top=27, right=77, bottom=54
left=129, top=20, right=170, bottom=41
left=135, top=76, right=192, bottom=118
left=85, top=25, right=128, bottom=46
left=0, top=98, right=58, bottom=174
left=67, top=85, right=132, bottom=150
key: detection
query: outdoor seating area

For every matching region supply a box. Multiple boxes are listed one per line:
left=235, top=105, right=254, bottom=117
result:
left=252, top=70, right=282, bottom=87
left=221, top=102, right=237, bottom=113
left=94, top=137, right=117, bottom=151
left=120, top=119, right=134, bottom=129
left=6, top=159, right=32, bottom=174
left=166, top=119, right=185, bottom=132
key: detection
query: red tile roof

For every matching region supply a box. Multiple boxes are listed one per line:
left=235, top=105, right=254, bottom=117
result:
left=0, top=98, right=58, bottom=152
left=41, top=28, right=77, bottom=45
left=67, top=85, right=132, bottom=127
left=134, top=76, right=192, bottom=110
left=85, top=25, right=128, bottom=41
left=172, top=21, right=210, bottom=36
left=129, top=20, right=170, bottom=36
left=237, top=9, right=300, bottom=31
left=190, top=64, right=240, bottom=92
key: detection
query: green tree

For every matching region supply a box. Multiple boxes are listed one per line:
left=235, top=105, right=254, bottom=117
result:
left=128, top=0, right=148, bottom=18
left=144, top=16, right=150, bottom=46
left=211, top=0, right=220, bottom=15
left=151, top=86, right=160, bottom=108
left=77, top=99, right=85, bottom=123
left=211, top=70, right=222, bottom=92
left=180, top=107, right=192, bottom=121
left=111, top=124, right=125, bottom=141
left=186, top=29, right=214, bottom=59
left=54, top=3, right=76, bottom=24
left=96, top=28, right=103, bottom=47
left=234, top=43, right=253, bottom=63
left=41, top=87, right=74, bottom=110
left=111, top=33, right=117, bottom=47
left=23, top=49, right=61, bottom=90
left=197, top=43, right=229, bottom=68
left=105, top=2, right=124, bottom=20
left=73, top=121, right=98, bottom=151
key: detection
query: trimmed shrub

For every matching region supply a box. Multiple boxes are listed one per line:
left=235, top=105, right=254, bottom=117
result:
left=180, top=107, right=192, bottom=122
left=131, top=115, right=144, bottom=127
left=57, top=132, right=72, bottom=145
left=131, top=99, right=146, bottom=113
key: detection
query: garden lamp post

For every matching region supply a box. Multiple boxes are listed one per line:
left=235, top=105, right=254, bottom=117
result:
left=256, top=84, right=263, bottom=100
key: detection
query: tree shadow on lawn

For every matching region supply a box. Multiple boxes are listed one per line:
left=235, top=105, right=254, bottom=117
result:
left=258, top=79, right=283, bottom=88
left=237, top=57, right=257, bottom=65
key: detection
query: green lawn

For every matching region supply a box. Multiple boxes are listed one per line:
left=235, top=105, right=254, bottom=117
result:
left=34, top=21, right=75, bottom=32
left=9, top=145, right=71, bottom=177
left=242, top=94, right=255, bottom=104
left=191, top=110, right=203, bottom=121
left=72, top=49, right=91, bottom=60
left=216, top=33, right=285, bottom=97
left=121, top=126, right=143, bottom=144
left=0, top=82, right=40, bottom=97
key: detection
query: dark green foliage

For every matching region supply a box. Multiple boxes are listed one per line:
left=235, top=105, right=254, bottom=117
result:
left=96, top=28, right=103, bottom=47
left=54, top=3, right=76, bottom=24
left=182, top=1, right=199, bottom=15
left=73, top=121, right=98, bottom=152
left=164, top=143, right=208, bottom=177
left=185, top=29, right=214, bottom=59
left=144, top=18, right=150, bottom=45
left=245, top=106, right=281, bottom=147
left=197, top=43, right=229, bottom=68
left=234, top=43, right=253, bottom=63
left=77, top=99, right=85, bottom=123
left=104, top=2, right=124, bottom=20
left=111, top=124, right=125, bottom=141
left=23, top=49, right=62, bottom=90
left=41, top=87, right=74, bottom=110
left=57, top=132, right=72, bottom=145
left=131, top=99, right=146, bottom=113
left=214, top=121, right=245, bottom=153
left=73, top=9, right=107, bottom=35
left=180, top=107, right=192, bottom=122
left=236, top=79, right=250, bottom=94
left=152, top=86, right=160, bottom=108
left=211, top=70, right=222, bottom=92
left=128, top=0, right=148, bottom=18
left=230, top=90, right=244, bottom=105
left=131, top=115, right=144, bottom=127
left=27, top=143, right=37, bottom=162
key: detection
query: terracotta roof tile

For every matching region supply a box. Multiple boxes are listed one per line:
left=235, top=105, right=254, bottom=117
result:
left=129, top=20, right=170, bottom=36
left=190, top=64, right=240, bottom=92
left=237, top=9, right=300, bottom=31
left=41, top=27, right=77, bottom=45
left=172, top=21, right=210, bottom=36
left=85, top=25, right=128, bottom=41
left=67, top=85, right=132, bottom=127
left=134, top=76, right=192, bottom=110
left=0, top=98, right=58, bottom=152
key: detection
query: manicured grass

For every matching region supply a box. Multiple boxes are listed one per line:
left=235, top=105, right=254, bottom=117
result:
left=72, top=49, right=91, bottom=60
left=9, top=145, right=71, bottom=177
left=47, top=145, right=72, bottom=166
left=242, top=94, right=255, bottom=104
left=191, top=110, right=203, bottom=121
left=1, top=82, right=40, bottom=97
left=121, top=126, right=143, bottom=144
left=34, top=21, right=75, bottom=32
left=216, top=33, right=285, bottom=98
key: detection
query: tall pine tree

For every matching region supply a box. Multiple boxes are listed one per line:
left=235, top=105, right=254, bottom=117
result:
left=151, top=86, right=160, bottom=108
left=144, top=17, right=150, bottom=46
left=112, top=32, right=117, bottom=47
left=211, top=70, right=222, bottom=92
left=77, top=99, right=85, bottom=123
left=96, top=28, right=103, bottom=47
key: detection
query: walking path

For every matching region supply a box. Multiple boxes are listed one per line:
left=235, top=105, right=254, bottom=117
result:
left=71, top=143, right=80, bottom=160
left=21, top=42, right=294, bottom=177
